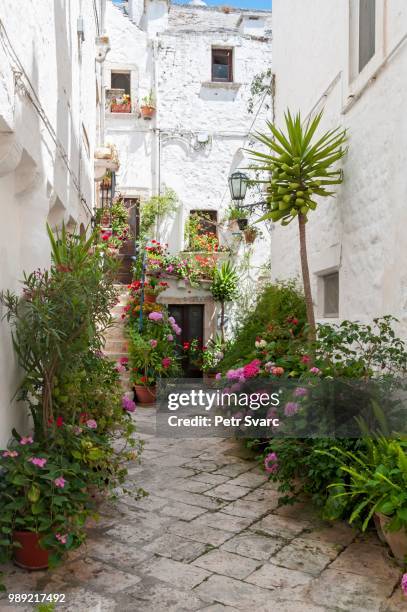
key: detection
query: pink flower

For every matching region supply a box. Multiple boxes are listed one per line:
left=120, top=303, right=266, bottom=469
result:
left=166, top=264, right=174, bottom=273
left=264, top=362, right=275, bottom=373
left=271, top=366, right=284, bottom=376
left=167, top=334, right=174, bottom=342
left=293, top=387, right=308, bottom=397
left=119, top=357, right=129, bottom=365
left=215, top=373, right=222, bottom=380
left=86, top=419, right=97, bottom=429
left=301, top=355, right=311, bottom=364
left=401, top=573, right=407, bottom=596
left=310, top=367, right=321, bottom=375
left=54, top=476, right=66, bottom=488
left=172, top=324, right=182, bottom=335
left=73, top=426, right=82, bottom=435
left=29, top=457, right=47, bottom=468
left=55, top=533, right=67, bottom=545
left=162, top=357, right=172, bottom=369
left=243, top=359, right=261, bottom=379
left=122, top=396, right=136, bottom=412
left=2, top=450, right=18, bottom=458
left=284, top=402, right=299, bottom=416
left=226, top=367, right=244, bottom=381
left=149, top=312, right=163, bottom=322
left=20, top=436, right=33, bottom=445
left=264, top=452, right=279, bottom=474
left=115, top=363, right=126, bottom=373
left=168, top=316, right=176, bottom=325
left=150, top=339, right=158, bottom=348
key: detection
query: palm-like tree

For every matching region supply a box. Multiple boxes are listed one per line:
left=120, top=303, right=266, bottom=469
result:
left=247, top=110, right=347, bottom=338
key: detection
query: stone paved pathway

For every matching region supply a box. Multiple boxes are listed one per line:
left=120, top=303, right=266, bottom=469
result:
left=0, top=407, right=405, bottom=612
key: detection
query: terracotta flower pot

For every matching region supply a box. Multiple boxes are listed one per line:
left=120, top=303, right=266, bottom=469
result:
left=144, top=292, right=157, bottom=304
left=377, top=513, right=407, bottom=565
left=140, top=105, right=155, bottom=120
left=111, top=103, right=131, bottom=113
left=134, top=385, right=156, bottom=405
left=13, top=531, right=49, bottom=570
left=243, top=228, right=257, bottom=244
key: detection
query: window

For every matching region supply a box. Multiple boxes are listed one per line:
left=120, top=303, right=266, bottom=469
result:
left=322, top=272, right=339, bottom=318
left=358, top=0, right=376, bottom=72
left=111, top=71, right=131, bottom=95
left=211, top=49, right=233, bottom=83
left=190, top=210, right=217, bottom=236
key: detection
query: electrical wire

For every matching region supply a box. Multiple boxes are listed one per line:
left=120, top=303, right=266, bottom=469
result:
left=0, top=18, right=92, bottom=217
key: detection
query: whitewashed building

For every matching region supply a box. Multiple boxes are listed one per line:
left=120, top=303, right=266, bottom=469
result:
left=104, top=0, right=272, bottom=342
left=0, top=1, right=111, bottom=445
left=271, top=0, right=407, bottom=334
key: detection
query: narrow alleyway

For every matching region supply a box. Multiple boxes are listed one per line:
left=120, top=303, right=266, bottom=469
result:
left=0, top=406, right=404, bottom=612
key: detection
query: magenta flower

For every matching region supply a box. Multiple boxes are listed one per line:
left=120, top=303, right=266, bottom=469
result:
left=150, top=339, right=158, bottom=348
left=2, top=450, right=18, bottom=458
left=284, top=402, right=299, bottom=416
left=168, top=316, right=176, bottom=324
left=243, top=359, right=261, bottom=379
left=215, top=373, right=222, bottom=380
left=162, top=357, right=172, bottom=369
left=86, top=419, right=97, bottom=429
left=29, top=457, right=47, bottom=468
left=115, top=362, right=126, bottom=373
left=310, top=367, right=321, bottom=375
left=301, top=355, right=311, bottom=364
left=20, top=436, right=33, bottom=445
left=166, top=264, right=174, bottom=273
left=172, top=323, right=182, bottom=335
left=264, top=452, right=279, bottom=474
left=293, top=387, right=308, bottom=397
left=55, top=533, right=67, bottom=545
left=149, top=312, right=163, bottom=322
left=401, top=573, right=407, bottom=596
left=226, top=367, right=244, bottom=381
left=54, top=476, right=66, bottom=488
left=167, top=334, right=174, bottom=342
left=122, top=395, right=136, bottom=413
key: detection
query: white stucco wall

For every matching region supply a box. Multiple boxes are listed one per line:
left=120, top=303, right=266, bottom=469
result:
left=0, top=1, right=103, bottom=446
left=105, top=0, right=273, bottom=313
left=270, top=0, right=407, bottom=334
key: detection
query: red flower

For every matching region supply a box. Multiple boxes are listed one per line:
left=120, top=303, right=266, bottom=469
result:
left=56, top=416, right=64, bottom=428
left=183, top=342, right=190, bottom=350
left=301, top=355, right=311, bottom=364
left=162, top=357, right=172, bottom=369
left=141, top=375, right=148, bottom=383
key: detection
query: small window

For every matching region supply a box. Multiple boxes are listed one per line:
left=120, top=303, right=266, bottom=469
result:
left=323, top=272, right=339, bottom=318
left=358, top=0, right=376, bottom=72
left=211, top=49, right=233, bottom=83
left=111, top=71, right=131, bottom=95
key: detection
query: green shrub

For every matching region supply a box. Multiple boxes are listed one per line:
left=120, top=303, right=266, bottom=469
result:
left=220, top=280, right=306, bottom=370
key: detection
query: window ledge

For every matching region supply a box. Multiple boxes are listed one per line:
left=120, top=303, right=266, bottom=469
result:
left=201, top=81, right=241, bottom=90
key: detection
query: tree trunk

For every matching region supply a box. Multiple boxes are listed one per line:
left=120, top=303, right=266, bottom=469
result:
left=298, top=214, right=316, bottom=341
left=220, top=302, right=225, bottom=343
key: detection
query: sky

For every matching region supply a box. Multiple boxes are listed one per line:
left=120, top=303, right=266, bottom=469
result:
left=172, top=0, right=271, bottom=9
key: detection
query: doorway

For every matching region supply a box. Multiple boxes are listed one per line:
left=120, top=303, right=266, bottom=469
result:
left=168, top=304, right=204, bottom=377
left=116, top=197, right=139, bottom=284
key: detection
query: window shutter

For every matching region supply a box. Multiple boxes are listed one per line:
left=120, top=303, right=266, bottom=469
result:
left=359, top=0, right=376, bottom=72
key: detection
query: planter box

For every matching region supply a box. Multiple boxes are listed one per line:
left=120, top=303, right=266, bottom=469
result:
left=111, top=103, right=131, bottom=113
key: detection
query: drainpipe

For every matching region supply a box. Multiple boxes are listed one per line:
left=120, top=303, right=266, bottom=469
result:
left=152, top=38, right=161, bottom=238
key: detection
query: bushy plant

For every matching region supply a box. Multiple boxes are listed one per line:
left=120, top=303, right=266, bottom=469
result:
left=220, top=280, right=306, bottom=370
left=211, top=262, right=239, bottom=341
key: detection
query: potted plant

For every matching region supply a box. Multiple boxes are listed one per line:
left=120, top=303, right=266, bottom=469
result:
left=140, top=91, right=156, bottom=120
left=243, top=226, right=259, bottom=244
left=111, top=94, right=132, bottom=113
left=210, top=262, right=239, bottom=342
left=127, top=310, right=181, bottom=405
left=0, top=437, right=90, bottom=570
left=226, top=205, right=249, bottom=231
left=321, top=435, right=407, bottom=565
left=202, top=334, right=225, bottom=380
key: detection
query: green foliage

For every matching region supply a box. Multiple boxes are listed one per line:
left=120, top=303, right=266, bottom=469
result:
left=317, top=436, right=407, bottom=531
left=210, top=262, right=239, bottom=303
left=225, top=205, right=249, bottom=221
left=1, top=224, right=118, bottom=437
left=247, top=110, right=347, bottom=225
left=141, top=90, right=155, bottom=107
left=221, top=280, right=306, bottom=370
left=247, top=68, right=274, bottom=115
left=139, top=188, right=178, bottom=238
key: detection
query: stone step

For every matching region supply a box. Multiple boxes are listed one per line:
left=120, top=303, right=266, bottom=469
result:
left=105, top=325, right=127, bottom=340
left=103, top=339, right=128, bottom=353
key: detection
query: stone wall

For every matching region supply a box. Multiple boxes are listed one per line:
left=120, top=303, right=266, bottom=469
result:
left=0, top=1, right=103, bottom=445
left=271, top=0, right=407, bottom=335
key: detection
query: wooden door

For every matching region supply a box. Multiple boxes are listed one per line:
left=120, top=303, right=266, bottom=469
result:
left=168, top=304, right=204, bottom=377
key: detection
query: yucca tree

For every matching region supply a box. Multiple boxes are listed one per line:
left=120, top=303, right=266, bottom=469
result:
left=211, top=262, right=239, bottom=342
left=247, top=110, right=347, bottom=338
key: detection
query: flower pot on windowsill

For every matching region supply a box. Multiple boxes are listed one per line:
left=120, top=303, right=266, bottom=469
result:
left=13, top=531, right=49, bottom=570
left=111, top=103, right=132, bottom=113
left=376, top=512, right=407, bottom=565
left=134, top=385, right=156, bottom=405
left=140, top=105, right=155, bottom=120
